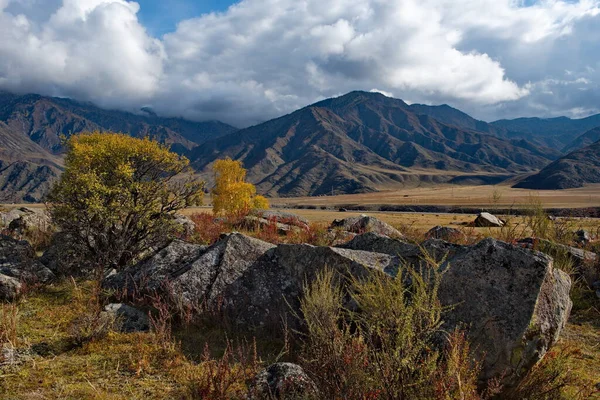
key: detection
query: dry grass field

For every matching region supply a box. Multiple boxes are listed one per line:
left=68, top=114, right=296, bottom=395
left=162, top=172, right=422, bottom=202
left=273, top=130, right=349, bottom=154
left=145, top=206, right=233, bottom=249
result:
left=268, top=184, right=600, bottom=209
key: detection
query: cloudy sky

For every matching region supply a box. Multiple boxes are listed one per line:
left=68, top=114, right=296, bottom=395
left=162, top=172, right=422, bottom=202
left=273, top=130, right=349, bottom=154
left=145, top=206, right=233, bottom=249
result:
left=1, top=0, right=600, bottom=127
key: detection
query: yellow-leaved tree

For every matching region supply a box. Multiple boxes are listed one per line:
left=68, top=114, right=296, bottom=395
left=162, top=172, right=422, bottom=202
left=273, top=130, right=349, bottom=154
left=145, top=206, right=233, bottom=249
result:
left=48, top=132, right=204, bottom=271
left=212, top=157, right=269, bottom=217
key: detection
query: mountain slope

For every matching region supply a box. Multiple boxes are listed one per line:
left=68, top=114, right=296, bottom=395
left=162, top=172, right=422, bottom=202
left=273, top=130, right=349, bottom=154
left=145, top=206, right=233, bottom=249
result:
left=491, top=114, right=600, bottom=150
left=409, top=103, right=565, bottom=151
left=562, top=127, right=600, bottom=154
left=0, top=91, right=237, bottom=202
left=514, top=140, right=600, bottom=190
left=0, top=92, right=237, bottom=154
left=0, top=121, right=63, bottom=202
left=191, top=91, right=559, bottom=197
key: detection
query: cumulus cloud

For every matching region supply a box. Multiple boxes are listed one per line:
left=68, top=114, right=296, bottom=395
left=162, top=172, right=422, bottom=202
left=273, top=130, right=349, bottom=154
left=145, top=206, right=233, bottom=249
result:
left=0, top=0, right=600, bottom=126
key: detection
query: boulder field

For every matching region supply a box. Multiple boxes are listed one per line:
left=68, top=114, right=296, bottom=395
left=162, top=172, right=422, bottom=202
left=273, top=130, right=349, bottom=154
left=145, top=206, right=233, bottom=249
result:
left=103, top=230, right=572, bottom=385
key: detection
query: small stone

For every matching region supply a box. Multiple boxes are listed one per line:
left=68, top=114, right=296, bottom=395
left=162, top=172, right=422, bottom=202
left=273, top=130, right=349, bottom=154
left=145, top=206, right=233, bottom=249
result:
left=102, top=303, right=149, bottom=333
left=248, top=362, right=319, bottom=400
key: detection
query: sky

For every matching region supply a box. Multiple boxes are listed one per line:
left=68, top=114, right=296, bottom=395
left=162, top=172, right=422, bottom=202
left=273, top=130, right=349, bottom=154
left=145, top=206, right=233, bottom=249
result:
left=1, top=0, right=600, bottom=128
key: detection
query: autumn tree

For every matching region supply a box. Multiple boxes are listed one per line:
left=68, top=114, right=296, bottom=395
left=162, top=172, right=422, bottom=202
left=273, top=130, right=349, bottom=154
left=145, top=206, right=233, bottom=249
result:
left=48, top=132, right=204, bottom=271
left=211, top=157, right=269, bottom=217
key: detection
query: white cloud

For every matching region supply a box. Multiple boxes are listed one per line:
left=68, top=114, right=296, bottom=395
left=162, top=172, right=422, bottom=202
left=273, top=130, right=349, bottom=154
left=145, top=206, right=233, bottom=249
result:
left=0, top=0, right=600, bottom=126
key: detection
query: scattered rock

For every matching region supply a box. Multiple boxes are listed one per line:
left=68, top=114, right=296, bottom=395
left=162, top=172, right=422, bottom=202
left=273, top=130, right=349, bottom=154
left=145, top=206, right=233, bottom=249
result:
left=575, top=229, right=592, bottom=244
left=102, top=303, right=149, bottom=333
left=338, top=208, right=347, bottom=212
left=40, top=232, right=89, bottom=276
left=249, top=362, right=319, bottom=400
left=2, top=207, right=51, bottom=233
left=517, top=238, right=597, bottom=273
left=330, top=214, right=403, bottom=238
left=473, top=212, right=505, bottom=227
left=0, top=273, right=21, bottom=301
left=173, top=214, right=196, bottom=237
left=223, top=242, right=401, bottom=327
left=425, top=226, right=466, bottom=241
left=249, top=210, right=309, bottom=228
left=243, top=216, right=299, bottom=235
left=105, top=232, right=571, bottom=385
left=0, top=235, right=54, bottom=283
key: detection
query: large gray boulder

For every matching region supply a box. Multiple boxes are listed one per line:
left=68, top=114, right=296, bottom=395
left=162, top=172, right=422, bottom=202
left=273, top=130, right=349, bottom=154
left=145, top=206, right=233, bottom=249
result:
left=40, top=232, right=90, bottom=276
left=344, top=233, right=571, bottom=384
left=103, top=239, right=209, bottom=296
left=436, top=238, right=571, bottom=383
left=223, top=243, right=400, bottom=327
left=0, top=235, right=54, bottom=283
left=330, top=214, right=404, bottom=238
left=103, top=235, right=273, bottom=310
left=0, top=273, right=21, bottom=302
left=249, top=362, right=319, bottom=400
left=474, top=212, right=505, bottom=227
left=104, top=233, right=399, bottom=326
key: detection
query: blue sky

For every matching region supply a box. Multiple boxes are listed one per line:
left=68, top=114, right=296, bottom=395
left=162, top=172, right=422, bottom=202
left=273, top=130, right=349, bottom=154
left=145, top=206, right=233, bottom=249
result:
left=138, top=0, right=239, bottom=36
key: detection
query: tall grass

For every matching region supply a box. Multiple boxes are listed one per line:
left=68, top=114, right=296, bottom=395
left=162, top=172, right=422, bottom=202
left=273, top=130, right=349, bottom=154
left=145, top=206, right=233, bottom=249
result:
left=299, top=265, right=483, bottom=400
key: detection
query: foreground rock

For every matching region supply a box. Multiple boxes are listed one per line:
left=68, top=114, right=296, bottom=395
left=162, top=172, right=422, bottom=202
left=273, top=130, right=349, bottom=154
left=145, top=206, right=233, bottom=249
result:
left=330, top=214, right=403, bottom=238
left=249, top=363, right=319, bottom=400
left=474, top=212, right=505, bottom=227
left=0, top=273, right=21, bottom=301
left=40, top=232, right=90, bottom=276
left=104, top=233, right=571, bottom=385
left=340, top=234, right=572, bottom=384
left=436, top=239, right=571, bottom=383
left=102, top=303, right=149, bottom=333
left=425, top=226, right=466, bottom=241
left=0, top=235, right=54, bottom=283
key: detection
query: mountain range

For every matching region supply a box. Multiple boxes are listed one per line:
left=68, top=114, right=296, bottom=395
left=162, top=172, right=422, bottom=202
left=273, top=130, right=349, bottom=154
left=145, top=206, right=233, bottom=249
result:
left=1, top=90, right=600, bottom=202
left=516, top=140, right=600, bottom=190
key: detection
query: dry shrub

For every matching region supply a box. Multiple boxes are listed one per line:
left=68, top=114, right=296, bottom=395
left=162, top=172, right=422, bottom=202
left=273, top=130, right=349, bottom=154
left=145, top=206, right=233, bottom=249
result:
left=299, top=266, right=484, bottom=400
left=185, top=339, right=261, bottom=400
left=502, top=346, right=598, bottom=400
left=68, top=310, right=115, bottom=346
left=190, top=212, right=229, bottom=245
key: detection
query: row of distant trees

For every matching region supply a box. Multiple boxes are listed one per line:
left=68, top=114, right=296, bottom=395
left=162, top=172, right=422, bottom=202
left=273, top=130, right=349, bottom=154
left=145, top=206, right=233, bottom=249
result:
left=49, top=131, right=266, bottom=272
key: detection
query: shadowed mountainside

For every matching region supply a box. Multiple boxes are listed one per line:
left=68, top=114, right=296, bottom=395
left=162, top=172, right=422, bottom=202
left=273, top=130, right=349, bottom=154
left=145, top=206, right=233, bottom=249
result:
left=0, top=92, right=237, bottom=202
left=515, top=139, right=600, bottom=190
left=191, top=91, right=559, bottom=197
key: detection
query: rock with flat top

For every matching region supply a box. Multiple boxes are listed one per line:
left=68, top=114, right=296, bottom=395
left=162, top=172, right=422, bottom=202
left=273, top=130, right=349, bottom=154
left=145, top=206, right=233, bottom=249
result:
left=474, top=212, right=505, bottom=227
